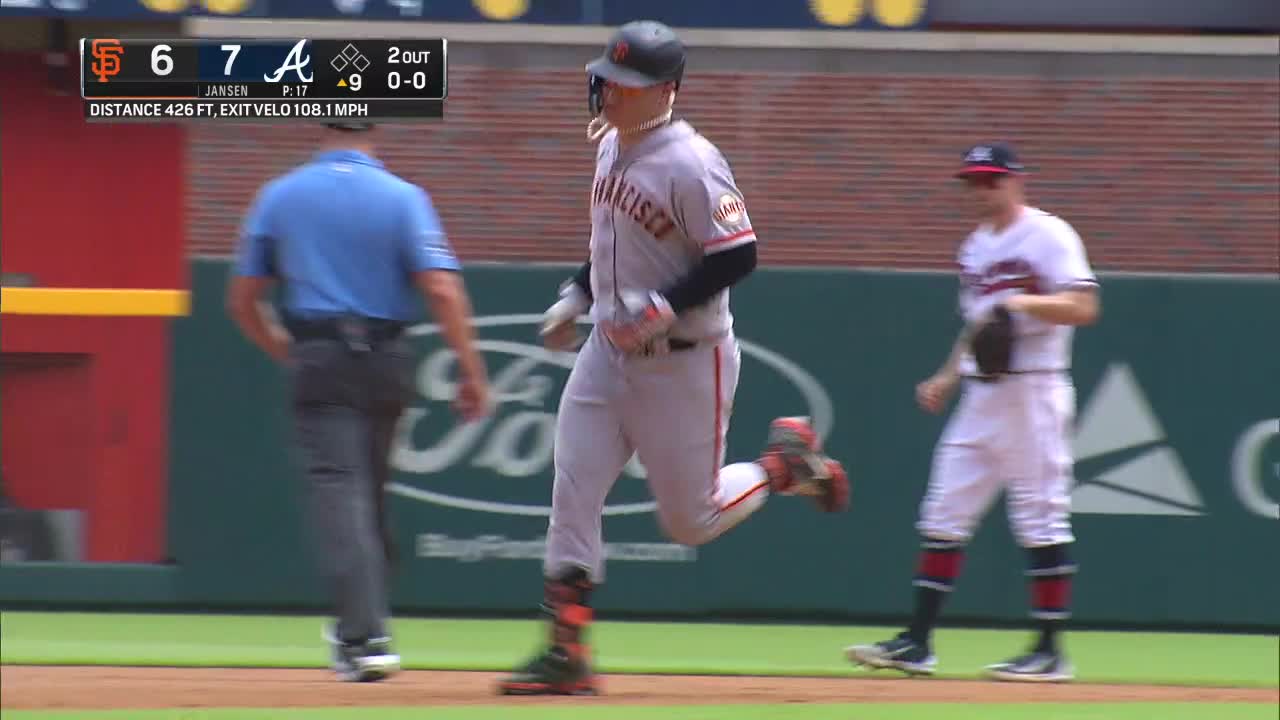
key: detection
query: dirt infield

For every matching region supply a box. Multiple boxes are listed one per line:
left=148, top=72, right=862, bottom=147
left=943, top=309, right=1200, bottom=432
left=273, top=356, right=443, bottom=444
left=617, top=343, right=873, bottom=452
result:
left=2, top=666, right=1276, bottom=710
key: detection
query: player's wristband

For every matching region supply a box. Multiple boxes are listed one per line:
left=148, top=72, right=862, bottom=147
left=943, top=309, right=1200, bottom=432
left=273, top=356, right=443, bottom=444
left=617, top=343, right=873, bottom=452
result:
left=557, top=278, right=591, bottom=310
left=570, top=260, right=593, bottom=302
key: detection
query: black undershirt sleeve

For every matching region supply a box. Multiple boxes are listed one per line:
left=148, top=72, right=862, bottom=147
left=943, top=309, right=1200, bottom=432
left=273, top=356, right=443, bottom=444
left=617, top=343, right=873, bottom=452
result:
left=570, top=260, right=592, bottom=301
left=661, top=242, right=757, bottom=314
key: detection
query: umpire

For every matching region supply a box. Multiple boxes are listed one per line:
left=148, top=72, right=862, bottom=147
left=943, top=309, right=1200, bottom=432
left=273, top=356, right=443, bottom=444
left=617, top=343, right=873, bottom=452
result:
left=227, top=121, right=490, bottom=683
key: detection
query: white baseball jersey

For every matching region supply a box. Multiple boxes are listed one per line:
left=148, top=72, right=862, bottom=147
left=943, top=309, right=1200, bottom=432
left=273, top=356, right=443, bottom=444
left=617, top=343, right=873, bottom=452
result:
left=956, top=206, right=1098, bottom=375
left=587, top=120, right=756, bottom=341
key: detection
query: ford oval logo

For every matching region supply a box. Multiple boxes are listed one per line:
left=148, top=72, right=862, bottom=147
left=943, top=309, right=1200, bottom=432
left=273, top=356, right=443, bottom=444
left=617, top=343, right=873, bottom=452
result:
left=387, top=314, right=833, bottom=517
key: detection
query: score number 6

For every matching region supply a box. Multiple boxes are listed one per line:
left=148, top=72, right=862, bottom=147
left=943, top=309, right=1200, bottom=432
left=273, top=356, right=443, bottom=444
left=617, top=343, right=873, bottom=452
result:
left=151, top=44, right=174, bottom=75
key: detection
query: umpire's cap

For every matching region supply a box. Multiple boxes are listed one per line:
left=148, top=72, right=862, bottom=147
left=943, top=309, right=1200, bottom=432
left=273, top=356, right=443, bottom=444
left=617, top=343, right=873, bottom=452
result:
left=587, top=20, right=686, bottom=89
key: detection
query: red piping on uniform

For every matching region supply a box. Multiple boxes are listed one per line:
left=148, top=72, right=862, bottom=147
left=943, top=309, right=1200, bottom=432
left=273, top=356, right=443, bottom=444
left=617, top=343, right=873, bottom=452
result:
left=706, top=228, right=755, bottom=247
left=713, top=344, right=722, bottom=483
left=711, top=342, right=770, bottom=511
left=722, top=480, right=771, bottom=511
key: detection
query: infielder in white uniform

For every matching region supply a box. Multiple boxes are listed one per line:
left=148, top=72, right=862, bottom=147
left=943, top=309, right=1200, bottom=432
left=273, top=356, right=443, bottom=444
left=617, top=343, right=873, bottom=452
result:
left=846, top=142, right=1100, bottom=683
left=498, top=21, right=850, bottom=697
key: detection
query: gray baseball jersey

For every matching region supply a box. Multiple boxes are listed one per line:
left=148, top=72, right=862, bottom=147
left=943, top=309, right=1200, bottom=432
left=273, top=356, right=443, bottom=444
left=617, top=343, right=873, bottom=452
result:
left=587, top=120, right=756, bottom=341
left=543, top=120, right=772, bottom=583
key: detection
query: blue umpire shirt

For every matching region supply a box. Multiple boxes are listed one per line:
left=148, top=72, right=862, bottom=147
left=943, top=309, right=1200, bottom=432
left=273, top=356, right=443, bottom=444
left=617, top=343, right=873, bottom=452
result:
left=234, top=149, right=460, bottom=322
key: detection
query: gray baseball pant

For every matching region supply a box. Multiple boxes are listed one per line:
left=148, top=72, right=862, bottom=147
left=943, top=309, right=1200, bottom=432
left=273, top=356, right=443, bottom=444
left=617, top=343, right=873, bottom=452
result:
left=287, top=334, right=414, bottom=644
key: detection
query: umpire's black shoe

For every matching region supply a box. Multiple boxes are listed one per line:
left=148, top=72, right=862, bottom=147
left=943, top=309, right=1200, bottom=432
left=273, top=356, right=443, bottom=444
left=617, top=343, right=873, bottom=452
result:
left=845, top=632, right=937, bottom=676
left=497, top=645, right=598, bottom=696
left=324, top=626, right=401, bottom=682
left=986, top=651, right=1074, bottom=683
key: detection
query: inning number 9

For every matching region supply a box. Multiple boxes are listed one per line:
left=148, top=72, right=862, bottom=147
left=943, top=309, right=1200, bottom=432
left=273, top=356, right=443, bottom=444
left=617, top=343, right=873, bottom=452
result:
left=349, top=73, right=362, bottom=92
left=152, top=44, right=174, bottom=76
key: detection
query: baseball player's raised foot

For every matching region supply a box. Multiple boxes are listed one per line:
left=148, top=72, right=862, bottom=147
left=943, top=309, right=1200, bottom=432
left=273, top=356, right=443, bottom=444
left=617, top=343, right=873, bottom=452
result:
left=985, top=651, right=1074, bottom=683
left=767, top=416, right=821, bottom=452
left=497, top=646, right=599, bottom=696
left=817, top=458, right=850, bottom=512
left=845, top=633, right=937, bottom=676
left=760, top=417, right=849, bottom=512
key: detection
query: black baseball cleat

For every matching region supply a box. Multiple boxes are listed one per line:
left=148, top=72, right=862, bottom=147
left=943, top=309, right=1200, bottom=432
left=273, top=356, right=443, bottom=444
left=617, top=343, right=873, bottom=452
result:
left=985, top=651, right=1075, bottom=682
left=497, top=645, right=599, bottom=696
left=845, top=633, right=938, bottom=676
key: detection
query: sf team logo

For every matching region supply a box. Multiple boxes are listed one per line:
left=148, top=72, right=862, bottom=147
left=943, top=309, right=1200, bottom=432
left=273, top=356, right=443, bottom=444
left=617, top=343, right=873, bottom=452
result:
left=90, top=39, right=124, bottom=82
left=713, top=194, right=746, bottom=226
left=611, top=41, right=629, bottom=62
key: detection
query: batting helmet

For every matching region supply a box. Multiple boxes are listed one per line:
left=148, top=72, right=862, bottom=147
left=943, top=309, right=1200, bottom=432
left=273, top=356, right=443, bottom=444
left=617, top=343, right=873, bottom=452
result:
left=586, top=20, right=686, bottom=116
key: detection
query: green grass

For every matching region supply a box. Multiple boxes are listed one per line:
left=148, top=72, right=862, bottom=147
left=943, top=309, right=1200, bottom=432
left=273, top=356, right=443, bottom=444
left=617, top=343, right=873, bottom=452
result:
left=2, top=705, right=1277, bottom=720
left=1, top=612, right=1276, bottom=688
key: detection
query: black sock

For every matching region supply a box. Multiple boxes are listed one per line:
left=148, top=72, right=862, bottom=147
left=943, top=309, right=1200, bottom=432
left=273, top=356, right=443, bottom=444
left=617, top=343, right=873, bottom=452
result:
left=906, top=538, right=966, bottom=646
left=1035, top=619, right=1062, bottom=654
left=907, top=585, right=947, bottom=645
left=1027, top=543, right=1076, bottom=656
left=544, top=566, right=593, bottom=660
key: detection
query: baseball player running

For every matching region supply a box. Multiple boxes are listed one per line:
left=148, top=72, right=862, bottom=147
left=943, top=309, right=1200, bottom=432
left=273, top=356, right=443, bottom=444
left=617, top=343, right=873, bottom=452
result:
left=497, top=20, right=850, bottom=696
left=845, top=142, right=1099, bottom=683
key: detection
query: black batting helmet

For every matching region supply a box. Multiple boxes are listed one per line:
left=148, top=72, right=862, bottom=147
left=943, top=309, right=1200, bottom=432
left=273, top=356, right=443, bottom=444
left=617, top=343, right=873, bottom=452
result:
left=586, top=20, right=686, bottom=116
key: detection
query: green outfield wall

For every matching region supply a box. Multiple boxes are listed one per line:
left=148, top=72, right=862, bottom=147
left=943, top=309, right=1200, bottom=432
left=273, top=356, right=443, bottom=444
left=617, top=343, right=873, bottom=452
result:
left=3, top=259, right=1276, bottom=630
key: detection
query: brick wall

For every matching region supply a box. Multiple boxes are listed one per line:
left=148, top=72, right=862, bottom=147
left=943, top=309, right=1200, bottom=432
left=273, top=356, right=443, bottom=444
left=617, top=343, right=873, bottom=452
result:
left=189, top=66, right=1279, bottom=274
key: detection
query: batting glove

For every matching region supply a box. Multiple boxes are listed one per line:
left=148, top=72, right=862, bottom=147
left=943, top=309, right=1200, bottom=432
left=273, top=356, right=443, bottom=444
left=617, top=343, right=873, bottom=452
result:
left=603, top=290, right=676, bottom=353
left=541, top=280, right=591, bottom=337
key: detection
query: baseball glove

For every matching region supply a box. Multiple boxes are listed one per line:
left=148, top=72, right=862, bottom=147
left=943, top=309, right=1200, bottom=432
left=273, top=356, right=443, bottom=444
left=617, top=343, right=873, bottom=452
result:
left=970, top=304, right=1015, bottom=377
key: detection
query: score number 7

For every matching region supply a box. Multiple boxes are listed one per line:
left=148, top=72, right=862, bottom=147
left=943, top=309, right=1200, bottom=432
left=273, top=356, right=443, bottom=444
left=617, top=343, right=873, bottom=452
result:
left=221, top=44, right=241, bottom=75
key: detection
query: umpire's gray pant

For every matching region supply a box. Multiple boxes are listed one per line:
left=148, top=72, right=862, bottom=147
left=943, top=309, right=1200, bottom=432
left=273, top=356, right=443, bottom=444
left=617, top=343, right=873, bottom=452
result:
left=288, top=335, right=414, bottom=644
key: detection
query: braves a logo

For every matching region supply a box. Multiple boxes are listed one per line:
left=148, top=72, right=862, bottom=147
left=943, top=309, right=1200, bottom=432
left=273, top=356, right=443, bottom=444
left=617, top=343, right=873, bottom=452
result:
left=612, top=41, right=629, bottom=62
left=965, top=146, right=994, bottom=163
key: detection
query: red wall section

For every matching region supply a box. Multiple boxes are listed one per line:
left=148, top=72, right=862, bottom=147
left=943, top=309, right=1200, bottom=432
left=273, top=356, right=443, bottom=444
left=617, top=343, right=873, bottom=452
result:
left=0, top=52, right=182, bottom=562
left=1, top=52, right=184, bottom=289
left=0, top=354, right=92, bottom=511
left=2, top=318, right=170, bottom=562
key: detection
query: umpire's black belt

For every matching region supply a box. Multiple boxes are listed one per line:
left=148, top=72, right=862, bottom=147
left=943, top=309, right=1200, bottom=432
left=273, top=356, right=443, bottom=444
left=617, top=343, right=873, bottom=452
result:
left=287, top=315, right=407, bottom=347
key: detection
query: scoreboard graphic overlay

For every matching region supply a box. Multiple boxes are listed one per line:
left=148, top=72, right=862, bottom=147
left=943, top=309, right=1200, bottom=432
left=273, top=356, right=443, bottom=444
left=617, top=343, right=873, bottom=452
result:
left=81, top=38, right=446, bottom=122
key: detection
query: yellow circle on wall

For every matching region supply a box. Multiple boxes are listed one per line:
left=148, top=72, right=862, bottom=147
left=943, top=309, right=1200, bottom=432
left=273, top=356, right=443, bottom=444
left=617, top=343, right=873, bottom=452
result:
left=201, top=0, right=253, bottom=13
left=872, top=0, right=926, bottom=27
left=473, top=0, right=529, bottom=21
left=809, top=0, right=864, bottom=26
left=140, top=0, right=188, bottom=12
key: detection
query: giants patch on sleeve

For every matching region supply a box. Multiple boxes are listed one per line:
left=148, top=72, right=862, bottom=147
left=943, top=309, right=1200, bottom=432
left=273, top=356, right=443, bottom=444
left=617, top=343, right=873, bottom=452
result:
left=713, top=194, right=747, bottom=227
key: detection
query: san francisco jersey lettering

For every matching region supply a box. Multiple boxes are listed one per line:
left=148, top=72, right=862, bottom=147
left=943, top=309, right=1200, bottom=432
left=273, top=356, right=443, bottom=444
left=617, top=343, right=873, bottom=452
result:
left=588, top=120, right=756, bottom=340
